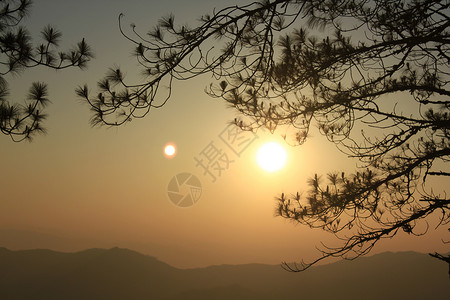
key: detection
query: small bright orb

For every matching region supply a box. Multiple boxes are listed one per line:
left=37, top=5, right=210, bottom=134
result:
left=257, top=142, right=287, bottom=172
left=164, top=144, right=176, bottom=158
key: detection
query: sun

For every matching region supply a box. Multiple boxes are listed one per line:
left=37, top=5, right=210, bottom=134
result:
left=164, top=143, right=176, bottom=158
left=256, top=142, right=287, bottom=172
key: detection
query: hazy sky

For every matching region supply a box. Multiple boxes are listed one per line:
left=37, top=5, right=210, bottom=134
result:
left=0, top=0, right=448, bottom=268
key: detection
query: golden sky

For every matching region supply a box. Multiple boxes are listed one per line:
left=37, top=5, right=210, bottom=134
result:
left=0, top=0, right=448, bottom=268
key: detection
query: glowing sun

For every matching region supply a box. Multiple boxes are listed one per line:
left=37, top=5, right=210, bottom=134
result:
left=256, top=142, right=287, bottom=172
left=164, top=144, right=176, bottom=158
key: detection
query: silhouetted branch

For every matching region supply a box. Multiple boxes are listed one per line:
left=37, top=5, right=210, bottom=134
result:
left=81, top=0, right=449, bottom=271
left=0, top=0, right=93, bottom=142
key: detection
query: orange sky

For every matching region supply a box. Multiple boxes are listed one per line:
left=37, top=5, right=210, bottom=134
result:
left=0, top=0, right=448, bottom=268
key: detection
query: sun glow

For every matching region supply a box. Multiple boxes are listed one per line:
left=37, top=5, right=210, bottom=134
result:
left=164, top=143, right=176, bottom=158
left=256, top=142, right=287, bottom=172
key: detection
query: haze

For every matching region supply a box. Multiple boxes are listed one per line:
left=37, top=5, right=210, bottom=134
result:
left=0, top=0, right=448, bottom=269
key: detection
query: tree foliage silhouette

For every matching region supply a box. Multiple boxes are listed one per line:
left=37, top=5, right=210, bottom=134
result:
left=78, top=0, right=449, bottom=271
left=0, top=0, right=93, bottom=141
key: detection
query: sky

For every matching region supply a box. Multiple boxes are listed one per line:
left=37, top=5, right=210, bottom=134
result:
left=0, top=0, right=448, bottom=269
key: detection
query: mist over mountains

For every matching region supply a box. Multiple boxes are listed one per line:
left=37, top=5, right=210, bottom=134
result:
left=0, top=247, right=448, bottom=300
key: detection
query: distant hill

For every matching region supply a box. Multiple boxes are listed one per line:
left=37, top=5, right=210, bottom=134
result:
left=0, top=247, right=448, bottom=300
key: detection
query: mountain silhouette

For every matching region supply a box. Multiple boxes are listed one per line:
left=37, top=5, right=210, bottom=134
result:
left=0, top=247, right=448, bottom=299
